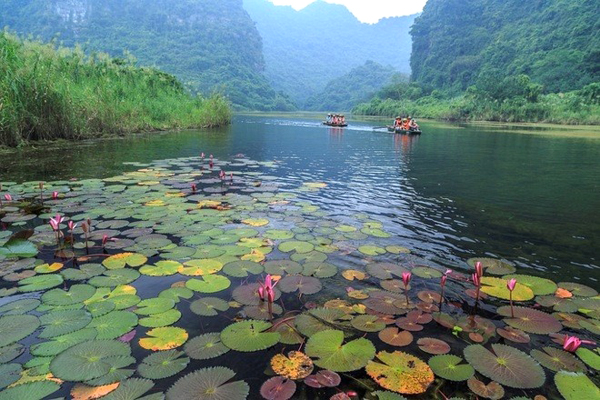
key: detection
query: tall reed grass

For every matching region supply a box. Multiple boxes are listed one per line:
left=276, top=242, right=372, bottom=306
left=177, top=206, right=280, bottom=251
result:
left=0, top=33, right=231, bottom=147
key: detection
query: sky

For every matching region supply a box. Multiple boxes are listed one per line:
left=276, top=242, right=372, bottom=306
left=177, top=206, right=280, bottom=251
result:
left=268, top=0, right=427, bottom=23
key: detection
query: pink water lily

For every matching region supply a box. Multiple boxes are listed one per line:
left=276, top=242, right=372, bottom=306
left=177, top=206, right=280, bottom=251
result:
left=68, top=220, right=77, bottom=231
left=563, top=335, right=596, bottom=352
left=200, top=152, right=205, bottom=158
left=219, top=170, right=225, bottom=180
left=439, top=269, right=451, bottom=310
left=52, top=191, right=59, bottom=200
left=258, top=274, right=277, bottom=304
left=472, top=273, right=481, bottom=288
left=402, top=271, right=412, bottom=305
left=475, top=261, right=483, bottom=278
left=507, top=278, right=517, bottom=317
left=102, top=235, right=109, bottom=248
left=191, top=183, right=197, bottom=193
left=49, top=213, right=64, bottom=231
left=3, top=194, right=12, bottom=202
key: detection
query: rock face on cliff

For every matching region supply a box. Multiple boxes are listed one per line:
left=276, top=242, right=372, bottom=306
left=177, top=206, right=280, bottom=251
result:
left=0, top=0, right=294, bottom=110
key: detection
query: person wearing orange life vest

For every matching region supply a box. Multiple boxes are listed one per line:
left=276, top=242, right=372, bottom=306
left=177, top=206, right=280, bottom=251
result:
left=393, top=116, right=401, bottom=128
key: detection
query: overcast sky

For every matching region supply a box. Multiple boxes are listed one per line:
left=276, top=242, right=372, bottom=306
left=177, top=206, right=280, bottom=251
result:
left=268, top=0, right=427, bottom=23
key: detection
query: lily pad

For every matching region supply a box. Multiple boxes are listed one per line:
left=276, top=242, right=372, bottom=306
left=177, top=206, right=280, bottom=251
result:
left=223, top=261, right=263, bottom=277
left=0, top=239, right=39, bottom=258
left=417, top=338, right=450, bottom=355
left=39, top=309, right=91, bottom=338
left=30, top=328, right=97, bottom=357
left=271, top=351, right=314, bottom=380
left=302, top=262, right=337, bottom=278
left=378, top=327, right=413, bottom=347
left=558, top=282, right=598, bottom=297
left=140, top=260, right=181, bottom=276
left=295, top=308, right=349, bottom=337
left=278, top=241, right=314, bottom=254
left=497, top=306, right=562, bottom=334
left=530, top=346, right=587, bottom=372
left=467, top=377, right=505, bottom=400
left=18, top=273, right=64, bottom=292
left=88, top=269, right=140, bottom=287
left=366, top=263, right=407, bottom=280
left=232, top=282, right=281, bottom=306
left=89, top=310, right=138, bottom=340
left=412, top=266, right=442, bottom=279
left=0, top=381, right=60, bottom=400
left=139, top=309, right=182, bottom=328
left=185, top=332, right=230, bottom=360
left=260, top=376, right=296, bottom=400
left=0, top=298, right=41, bottom=315
left=351, top=315, right=386, bottom=332
left=263, top=260, right=303, bottom=275
left=102, top=252, right=147, bottom=269
left=366, top=350, right=434, bottom=394
left=139, top=327, right=188, bottom=351
left=428, top=354, right=474, bottom=381
left=186, top=274, right=231, bottom=293
left=463, top=344, right=545, bottom=388
left=167, top=367, right=249, bottom=400
left=135, top=298, right=176, bottom=315
left=358, top=245, right=386, bottom=256
left=179, top=259, right=223, bottom=276
left=305, top=329, right=375, bottom=372
left=100, top=378, right=154, bottom=400
left=50, top=339, right=131, bottom=381
left=503, top=274, right=558, bottom=296
left=576, top=348, right=600, bottom=370
left=480, top=276, right=534, bottom=301
left=138, top=349, right=190, bottom=379
left=278, top=275, right=322, bottom=295
left=467, top=258, right=516, bottom=275
left=190, top=297, right=230, bottom=316
left=554, top=371, right=600, bottom=400
left=220, top=320, right=280, bottom=352
left=41, top=284, right=96, bottom=306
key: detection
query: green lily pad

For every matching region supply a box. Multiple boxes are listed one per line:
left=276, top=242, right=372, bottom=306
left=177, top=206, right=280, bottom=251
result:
left=576, top=348, right=600, bottom=370
left=159, top=287, right=194, bottom=303
left=89, top=310, right=138, bottom=340
left=223, top=260, right=264, bottom=277
left=100, top=378, right=155, bottom=400
left=30, top=328, right=97, bottom=357
left=302, top=262, right=337, bottom=278
left=167, top=367, right=249, bottom=400
left=531, top=346, right=587, bottom=372
left=467, top=258, right=516, bottom=275
left=373, top=391, right=408, bottom=400
left=135, top=298, right=176, bottom=315
left=139, top=327, right=189, bottom=351
left=138, top=350, right=190, bottom=379
left=480, top=276, right=534, bottom=301
left=428, top=354, right=474, bottom=381
left=463, top=344, right=545, bottom=389
left=140, top=260, right=181, bottom=276
left=61, top=263, right=106, bottom=281
left=366, top=263, right=408, bottom=280
left=220, top=320, right=280, bottom=352
left=179, top=259, right=223, bottom=276
left=0, top=239, right=38, bottom=258
left=190, top=297, right=230, bottom=316
left=503, top=274, right=558, bottom=296
left=139, top=309, right=182, bottom=328
left=412, top=266, right=443, bottom=279
left=264, top=230, right=294, bottom=240
left=558, top=282, right=598, bottom=297
left=264, top=260, right=303, bottom=275
left=184, top=332, right=230, bottom=360
left=305, top=329, right=375, bottom=372
left=0, top=343, right=24, bottom=363
left=351, top=315, right=386, bottom=332
left=497, top=306, right=562, bottom=334
left=554, top=371, right=600, bottom=400
left=49, top=339, right=131, bottom=381
left=102, top=252, right=147, bottom=269
left=41, top=284, right=96, bottom=306
left=358, top=245, right=386, bottom=256
left=295, top=308, right=349, bottom=337
left=0, top=381, right=60, bottom=400
left=278, top=275, right=322, bottom=295
left=88, top=269, right=140, bottom=287
left=0, top=298, right=41, bottom=315
left=186, top=274, right=231, bottom=293
left=39, top=309, right=91, bottom=338
left=278, top=241, right=314, bottom=254
left=0, top=363, right=22, bottom=389
left=18, top=273, right=64, bottom=292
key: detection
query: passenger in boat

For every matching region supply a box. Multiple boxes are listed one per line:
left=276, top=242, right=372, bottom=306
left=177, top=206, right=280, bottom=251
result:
left=340, top=115, right=346, bottom=125
left=409, top=118, right=419, bottom=130
left=402, top=118, right=409, bottom=130
left=327, top=113, right=332, bottom=123
left=394, top=117, right=402, bottom=128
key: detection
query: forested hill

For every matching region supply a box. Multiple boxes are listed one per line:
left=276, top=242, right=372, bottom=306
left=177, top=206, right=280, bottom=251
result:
left=0, top=0, right=295, bottom=110
left=243, top=0, right=416, bottom=106
left=411, top=0, right=600, bottom=94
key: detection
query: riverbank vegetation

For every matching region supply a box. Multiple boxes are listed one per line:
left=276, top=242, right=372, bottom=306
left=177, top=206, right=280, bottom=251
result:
left=353, top=76, right=600, bottom=125
left=0, top=33, right=231, bottom=147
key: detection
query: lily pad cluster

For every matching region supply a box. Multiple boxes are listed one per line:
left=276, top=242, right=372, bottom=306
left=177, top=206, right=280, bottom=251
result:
left=0, top=155, right=598, bottom=399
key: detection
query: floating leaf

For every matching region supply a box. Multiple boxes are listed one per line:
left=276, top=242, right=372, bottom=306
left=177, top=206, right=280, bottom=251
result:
left=102, top=253, right=147, bottom=269
left=260, top=376, right=296, bottom=400
left=496, top=327, right=530, bottom=343
left=305, top=329, right=375, bottom=372
left=88, top=269, right=140, bottom=287
left=497, top=306, right=562, bottom=334
left=302, top=262, right=337, bottom=278
left=18, top=274, right=64, bottom=292
left=167, top=367, right=249, bottom=400
left=364, top=290, right=404, bottom=315
left=0, top=381, right=60, bottom=400
left=278, top=275, right=322, bottom=295
left=49, top=339, right=131, bottom=381
left=30, top=328, right=97, bottom=357
left=576, top=348, right=600, bottom=370
left=366, top=350, right=434, bottom=394
left=503, top=274, right=557, bottom=296
left=89, top=310, right=138, bottom=340
left=557, top=282, right=598, bottom=297
left=463, top=344, right=545, bottom=388
left=0, top=239, right=39, bottom=258
left=358, top=245, right=386, bottom=256
left=372, top=391, right=408, bottom=400
left=278, top=241, right=314, bottom=254
left=366, top=263, right=407, bottom=280
left=0, top=363, right=22, bottom=389
left=263, top=260, right=303, bottom=275
left=530, top=347, right=587, bottom=372
left=467, top=258, right=516, bottom=275
left=232, top=283, right=281, bottom=306
left=0, top=343, right=24, bottom=363
left=378, top=327, right=413, bottom=347
left=39, top=309, right=91, bottom=338
left=179, top=259, right=223, bottom=276
left=41, top=284, right=96, bottom=306
left=139, top=327, right=188, bottom=351
left=341, top=269, right=367, bottom=281
left=190, top=297, right=229, bottom=316
left=220, top=320, right=280, bottom=352
left=138, top=350, right=190, bottom=379
left=140, top=260, right=181, bottom=276
left=135, top=297, right=176, bottom=315
left=223, top=260, right=263, bottom=277
left=34, top=262, right=64, bottom=274
left=185, top=332, right=230, bottom=360
left=428, top=354, right=474, bottom=381
left=412, top=266, right=442, bottom=279
left=295, top=308, right=349, bottom=337
left=480, top=276, right=534, bottom=301
left=61, top=263, right=106, bottom=281
left=554, top=371, right=600, bottom=400
left=186, top=274, right=231, bottom=293
left=467, top=377, right=505, bottom=400
left=417, top=338, right=450, bottom=355
left=139, top=309, right=182, bottom=328
left=0, top=298, right=40, bottom=315
left=271, top=351, right=314, bottom=380
left=100, top=378, right=154, bottom=400
left=351, top=315, right=386, bottom=332
left=71, top=382, right=120, bottom=400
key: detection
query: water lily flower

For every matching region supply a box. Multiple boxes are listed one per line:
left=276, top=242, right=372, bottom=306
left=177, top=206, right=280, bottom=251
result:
left=472, top=273, right=480, bottom=288
left=439, top=270, right=451, bottom=310
left=402, top=271, right=412, bottom=288
left=49, top=213, right=64, bottom=231
left=209, top=160, right=214, bottom=169
left=201, top=152, right=205, bottom=158
left=258, top=274, right=277, bottom=303
left=563, top=335, right=582, bottom=352
left=230, top=173, right=233, bottom=181
left=507, top=278, right=517, bottom=317
left=3, top=194, right=12, bottom=202
left=102, top=234, right=109, bottom=248
left=475, top=261, right=483, bottom=278
left=219, top=170, right=225, bottom=180
left=52, top=191, right=59, bottom=200
left=191, top=183, right=197, bottom=193
left=68, top=221, right=77, bottom=231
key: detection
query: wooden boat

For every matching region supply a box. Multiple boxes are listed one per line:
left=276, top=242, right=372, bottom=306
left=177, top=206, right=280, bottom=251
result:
left=387, top=126, right=422, bottom=134
left=323, top=121, right=348, bottom=127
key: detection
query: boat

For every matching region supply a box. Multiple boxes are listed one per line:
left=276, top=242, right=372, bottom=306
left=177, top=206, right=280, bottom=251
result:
left=387, top=126, right=422, bottom=134
left=323, top=121, right=348, bottom=127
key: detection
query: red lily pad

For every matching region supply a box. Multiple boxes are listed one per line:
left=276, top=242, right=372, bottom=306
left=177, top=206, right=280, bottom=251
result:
left=497, top=306, right=562, bottom=334
left=260, top=376, right=296, bottom=400
left=277, top=275, right=322, bottom=295
left=378, top=327, right=413, bottom=347
left=363, top=290, right=404, bottom=315
left=395, top=318, right=423, bottom=332
left=497, top=327, right=530, bottom=343
left=417, top=290, right=442, bottom=304
left=467, top=377, right=505, bottom=400
left=530, top=347, right=587, bottom=372
left=417, top=338, right=450, bottom=355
